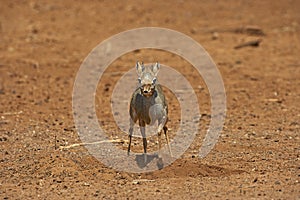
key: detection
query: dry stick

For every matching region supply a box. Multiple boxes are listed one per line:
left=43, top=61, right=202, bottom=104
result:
left=59, top=139, right=127, bottom=150
left=234, top=39, right=262, bottom=49
left=264, top=98, right=281, bottom=102
left=1, top=111, right=23, bottom=116
left=132, top=179, right=155, bottom=184
left=232, top=26, right=265, bottom=36
left=204, top=26, right=265, bottom=36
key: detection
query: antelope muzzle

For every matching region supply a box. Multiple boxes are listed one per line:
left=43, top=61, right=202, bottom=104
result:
left=141, top=84, right=155, bottom=97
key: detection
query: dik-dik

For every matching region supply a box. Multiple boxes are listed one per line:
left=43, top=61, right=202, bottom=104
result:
left=128, top=62, right=172, bottom=161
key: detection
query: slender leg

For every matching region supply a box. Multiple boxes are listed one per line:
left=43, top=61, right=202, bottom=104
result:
left=139, top=120, right=147, bottom=162
left=128, top=118, right=134, bottom=155
left=157, top=130, right=162, bottom=157
left=164, top=126, right=173, bottom=157
left=156, top=121, right=165, bottom=168
left=156, top=119, right=165, bottom=158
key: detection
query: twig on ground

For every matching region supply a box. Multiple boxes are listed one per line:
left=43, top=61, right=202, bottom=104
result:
left=1, top=111, right=23, bottom=116
left=59, top=139, right=127, bottom=150
left=264, top=98, right=282, bottom=103
left=205, top=25, right=265, bottom=36
left=233, top=26, right=265, bottom=36
left=132, top=179, right=155, bottom=184
left=234, top=39, right=262, bottom=49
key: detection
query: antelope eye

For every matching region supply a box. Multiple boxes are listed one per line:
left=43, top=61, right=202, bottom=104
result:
left=138, top=78, right=142, bottom=84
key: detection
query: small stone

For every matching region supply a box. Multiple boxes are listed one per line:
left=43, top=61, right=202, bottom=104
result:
left=212, top=32, right=219, bottom=40
left=190, top=28, right=197, bottom=34
left=132, top=180, right=139, bottom=185
left=235, top=60, right=242, bottom=64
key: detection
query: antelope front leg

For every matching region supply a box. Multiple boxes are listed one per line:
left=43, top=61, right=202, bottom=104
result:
left=156, top=123, right=164, bottom=158
left=157, top=130, right=162, bottom=159
left=139, top=120, right=147, bottom=162
left=128, top=118, right=134, bottom=155
left=163, top=126, right=173, bottom=157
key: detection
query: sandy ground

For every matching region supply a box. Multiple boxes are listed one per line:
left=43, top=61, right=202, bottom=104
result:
left=0, top=0, right=299, bottom=199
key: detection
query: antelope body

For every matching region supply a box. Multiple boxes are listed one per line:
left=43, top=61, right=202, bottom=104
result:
left=128, top=62, right=172, bottom=161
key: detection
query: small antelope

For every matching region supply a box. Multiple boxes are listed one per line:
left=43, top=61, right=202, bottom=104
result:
left=128, top=62, right=172, bottom=161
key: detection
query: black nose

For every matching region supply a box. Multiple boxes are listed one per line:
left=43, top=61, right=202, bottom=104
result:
left=144, top=90, right=148, bottom=93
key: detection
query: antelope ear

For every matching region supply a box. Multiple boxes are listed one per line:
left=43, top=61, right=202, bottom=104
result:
left=136, top=61, right=144, bottom=76
left=152, top=62, right=160, bottom=76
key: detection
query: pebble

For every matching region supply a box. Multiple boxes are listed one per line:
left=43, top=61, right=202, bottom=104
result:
left=212, top=32, right=219, bottom=40
left=275, top=180, right=280, bottom=185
